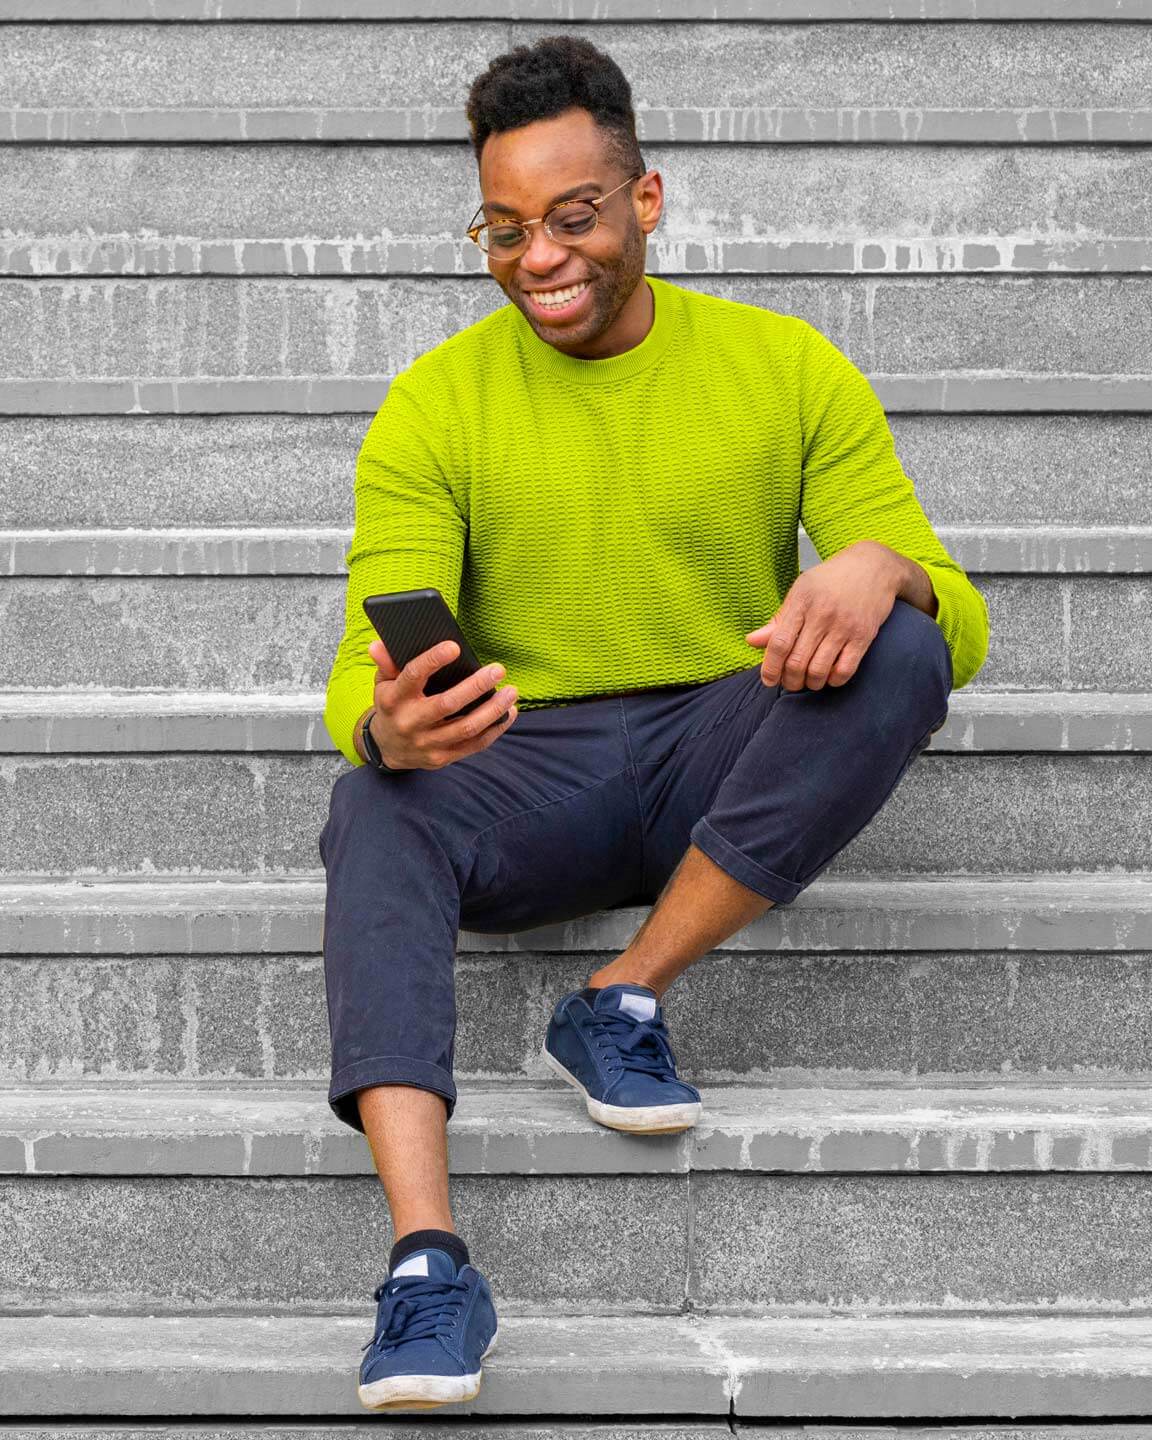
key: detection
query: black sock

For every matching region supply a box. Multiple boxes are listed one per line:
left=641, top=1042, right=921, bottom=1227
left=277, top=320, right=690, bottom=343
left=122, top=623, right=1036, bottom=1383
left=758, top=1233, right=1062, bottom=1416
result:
left=389, top=1228, right=470, bottom=1275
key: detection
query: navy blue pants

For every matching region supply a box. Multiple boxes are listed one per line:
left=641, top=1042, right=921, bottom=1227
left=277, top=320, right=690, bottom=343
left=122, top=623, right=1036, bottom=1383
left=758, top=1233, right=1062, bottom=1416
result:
left=318, top=599, right=953, bottom=1133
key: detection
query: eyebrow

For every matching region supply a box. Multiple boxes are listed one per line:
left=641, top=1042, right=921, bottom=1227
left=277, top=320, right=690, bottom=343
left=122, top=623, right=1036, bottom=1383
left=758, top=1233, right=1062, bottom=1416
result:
left=484, top=181, right=603, bottom=218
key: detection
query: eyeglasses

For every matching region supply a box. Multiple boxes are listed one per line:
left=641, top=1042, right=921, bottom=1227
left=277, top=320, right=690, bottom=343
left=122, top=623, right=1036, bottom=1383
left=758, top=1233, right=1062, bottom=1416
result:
left=466, top=172, right=645, bottom=260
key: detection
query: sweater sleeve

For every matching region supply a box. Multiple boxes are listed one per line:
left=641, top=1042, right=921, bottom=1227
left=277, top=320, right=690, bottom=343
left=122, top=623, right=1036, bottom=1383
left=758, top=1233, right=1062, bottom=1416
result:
left=793, top=317, right=990, bottom=691
left=322, top=374, right=466, bottom=766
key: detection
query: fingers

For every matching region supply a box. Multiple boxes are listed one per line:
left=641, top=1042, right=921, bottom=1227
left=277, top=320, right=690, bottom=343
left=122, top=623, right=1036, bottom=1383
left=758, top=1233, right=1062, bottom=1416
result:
left=758, top=609, right=862, bottom=691
left=420, top=684, right=520, bottom=767
left=432, top=678, right=520, bottom=751
left=393, top=639, right=461, bottom=701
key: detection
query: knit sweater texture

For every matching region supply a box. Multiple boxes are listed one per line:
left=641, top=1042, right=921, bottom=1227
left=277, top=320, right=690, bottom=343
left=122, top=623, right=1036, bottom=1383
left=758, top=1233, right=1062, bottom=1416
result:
left=324, top=274, right=989, bottom=766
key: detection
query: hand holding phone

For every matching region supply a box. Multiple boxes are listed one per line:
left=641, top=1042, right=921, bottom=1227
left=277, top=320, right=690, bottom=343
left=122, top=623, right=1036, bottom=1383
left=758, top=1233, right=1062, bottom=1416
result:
left=361, top=589, right=519, bottom=771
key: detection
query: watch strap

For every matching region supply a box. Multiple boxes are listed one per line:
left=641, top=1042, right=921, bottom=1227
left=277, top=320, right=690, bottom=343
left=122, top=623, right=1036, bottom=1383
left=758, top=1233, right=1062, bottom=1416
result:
left=360, top=711, right=405, bottom=773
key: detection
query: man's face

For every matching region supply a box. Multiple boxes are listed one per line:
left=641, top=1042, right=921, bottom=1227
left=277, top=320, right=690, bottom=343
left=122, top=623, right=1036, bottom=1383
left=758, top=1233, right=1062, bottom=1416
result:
left=476, top=107, right=663, bottom=355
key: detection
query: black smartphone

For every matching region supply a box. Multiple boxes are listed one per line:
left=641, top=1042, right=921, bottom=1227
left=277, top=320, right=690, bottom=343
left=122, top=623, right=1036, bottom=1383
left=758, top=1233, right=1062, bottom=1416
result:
left=362, top=588, right=497, bottom=718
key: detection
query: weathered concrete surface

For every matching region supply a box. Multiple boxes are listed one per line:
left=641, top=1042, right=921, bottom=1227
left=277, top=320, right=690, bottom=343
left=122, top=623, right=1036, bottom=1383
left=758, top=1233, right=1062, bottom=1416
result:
left=3, top=689, right=1151, bottom=755
left=3, top=415, right=1148, bottom=529
left=4, top=1084, right=1152, bottom=1177
left=12, top=574, right=1148, bottom=692
left=8, top=0, right=1152, bottom=17
left=4, top=1312, right=1152, bottom=1417
left=4, top=525, right=1149, bottom=577
left=0, top=1173, right=687, bottom=1313
left=690, top=1171, right=1152, bottom=1310
left=0, top=1430, right=728, bottom=1440
left=6, top=948, right=1152, bottom=1084
left=6, top=573, right=1152, bottom=692
left=5, top=148, right=1152, bottom=276
left=2, top=276, right=1151, bottom=380
left=5, top=21, right=1149, bottom=116
left=3, top=875, right=1148, bottom=956
left=1, top=753, right=1148, bottom=875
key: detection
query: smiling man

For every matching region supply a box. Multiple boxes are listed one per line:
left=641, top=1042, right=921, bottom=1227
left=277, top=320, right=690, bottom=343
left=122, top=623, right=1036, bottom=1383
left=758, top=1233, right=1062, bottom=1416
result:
left=319, top=35, right=989, bottom=1412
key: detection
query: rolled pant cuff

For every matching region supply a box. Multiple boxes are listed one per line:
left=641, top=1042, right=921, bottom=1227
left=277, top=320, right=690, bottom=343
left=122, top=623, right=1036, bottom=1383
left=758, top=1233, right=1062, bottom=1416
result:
left=690, top=817, right=804, bottom=906
left=329, top=1055, right=458, bottom=1134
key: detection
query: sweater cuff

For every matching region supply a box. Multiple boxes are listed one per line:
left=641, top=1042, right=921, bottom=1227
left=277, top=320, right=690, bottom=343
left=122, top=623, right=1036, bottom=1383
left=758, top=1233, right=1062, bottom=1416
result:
left=324, top=671, right=377, bottom=767
left=922, top=563, right=990, bottom=692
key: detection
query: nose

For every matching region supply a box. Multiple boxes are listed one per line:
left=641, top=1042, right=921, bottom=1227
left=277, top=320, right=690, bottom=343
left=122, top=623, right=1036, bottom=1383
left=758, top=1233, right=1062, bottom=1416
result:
left=518, top=220, right=573, bottom=272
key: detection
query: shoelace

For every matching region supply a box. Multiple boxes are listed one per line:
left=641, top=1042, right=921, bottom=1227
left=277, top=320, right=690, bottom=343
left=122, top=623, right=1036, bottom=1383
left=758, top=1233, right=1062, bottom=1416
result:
left=362, top=1275, right=469, bottom=1355
left=590, top=1009, right=681, bottom=1079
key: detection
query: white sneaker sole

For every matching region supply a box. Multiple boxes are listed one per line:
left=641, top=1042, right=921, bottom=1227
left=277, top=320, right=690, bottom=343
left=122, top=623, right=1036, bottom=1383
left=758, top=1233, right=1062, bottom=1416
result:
left=358, top=1331, right=497, bottom=1411
left=541, top=1044, right=701, bottom=1133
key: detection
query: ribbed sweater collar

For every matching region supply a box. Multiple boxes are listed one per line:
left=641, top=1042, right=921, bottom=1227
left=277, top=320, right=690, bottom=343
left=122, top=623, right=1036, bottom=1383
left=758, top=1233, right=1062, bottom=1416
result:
left=510, top=274, right=680, bottom=386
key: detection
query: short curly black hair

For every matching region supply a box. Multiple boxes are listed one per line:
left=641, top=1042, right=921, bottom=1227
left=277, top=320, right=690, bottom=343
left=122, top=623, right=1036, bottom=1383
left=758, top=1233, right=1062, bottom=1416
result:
left=465, top=35, right=645, bottom=179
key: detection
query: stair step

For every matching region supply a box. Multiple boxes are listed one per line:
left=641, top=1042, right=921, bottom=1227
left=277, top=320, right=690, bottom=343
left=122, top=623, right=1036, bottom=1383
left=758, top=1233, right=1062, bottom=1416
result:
left=3, top=874, right=1148, bottom=955
left=4, top=525, right=1149, bottom=575
left=2, top=690, right=1148, bottom=753
left=5, top=1083, right=1151, bottom=1177
left=2, top=278, right=1150, bottom=417
left=4, top=16, right=1148, bottom=149
left=8, top=0, right=1150, bottom=18
left=1, top=755, right=1146, bottom=875
left=3, top=1312, right=1152, bottom=1418
left=7, top=105, right=1151, bottom=147
left=8, top=576, right=1143, bottom=692
left=5, top=415, right=1144, bottom=530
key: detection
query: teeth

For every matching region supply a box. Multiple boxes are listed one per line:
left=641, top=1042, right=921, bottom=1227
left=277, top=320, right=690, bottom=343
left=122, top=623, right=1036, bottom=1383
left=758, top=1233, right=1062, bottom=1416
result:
left=533, top=281, right=589, bottom=308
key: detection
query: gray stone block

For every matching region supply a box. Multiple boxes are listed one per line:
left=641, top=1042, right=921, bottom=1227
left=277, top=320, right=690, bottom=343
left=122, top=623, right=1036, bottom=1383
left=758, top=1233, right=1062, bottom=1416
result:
left=1, top=277, right=1150, bottom=390
left=3, top=415, right=1148, bottom=529
left=0, top=1174, right=686, bottom=1312
left=5, top=20, right=1149, bottom=118
left=1, top=575, right=1148, bottom=695
left=5, top=148, right=1152, bottom=278
left=689, top=1172, right=1152, bottom=1310
left=7, top=752, right=1148, bottom=876
left=5, top=948, right=1152, bottom=1084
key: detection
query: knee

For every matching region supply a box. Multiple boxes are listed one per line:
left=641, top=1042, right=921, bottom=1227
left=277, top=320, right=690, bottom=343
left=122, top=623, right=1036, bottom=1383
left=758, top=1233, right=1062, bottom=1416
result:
left=861, top=599, right=952, bottom=707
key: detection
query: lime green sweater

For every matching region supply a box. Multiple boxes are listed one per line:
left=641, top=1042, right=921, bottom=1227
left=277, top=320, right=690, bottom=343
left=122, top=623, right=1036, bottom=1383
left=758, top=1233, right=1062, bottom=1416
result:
left=325, top=274, right=989, bottom=766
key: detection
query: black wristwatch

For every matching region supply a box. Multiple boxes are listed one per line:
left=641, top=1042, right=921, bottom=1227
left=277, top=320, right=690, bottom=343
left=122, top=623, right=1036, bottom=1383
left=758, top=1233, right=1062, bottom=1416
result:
left=359, top=711, right=406, bottom=773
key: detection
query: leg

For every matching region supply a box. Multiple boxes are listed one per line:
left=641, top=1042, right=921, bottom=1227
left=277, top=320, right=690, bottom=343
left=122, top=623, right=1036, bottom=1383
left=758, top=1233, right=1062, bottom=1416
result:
left=317, top=694, right=642, bottom=1241
left=603, top=598, right=953, bottom=995
left=588, top=842, right=773, bottom=995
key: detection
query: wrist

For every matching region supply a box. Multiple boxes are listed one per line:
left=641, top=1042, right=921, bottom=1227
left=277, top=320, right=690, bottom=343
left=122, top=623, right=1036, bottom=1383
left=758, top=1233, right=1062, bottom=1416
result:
left=863, top=541, right=938, bottom=618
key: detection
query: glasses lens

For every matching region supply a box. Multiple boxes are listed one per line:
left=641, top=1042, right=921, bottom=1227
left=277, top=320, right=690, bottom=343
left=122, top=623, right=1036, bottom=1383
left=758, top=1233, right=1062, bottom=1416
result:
left=483, top=223, right=528, bottom=256
left=548, top=201, right=598, bottom=240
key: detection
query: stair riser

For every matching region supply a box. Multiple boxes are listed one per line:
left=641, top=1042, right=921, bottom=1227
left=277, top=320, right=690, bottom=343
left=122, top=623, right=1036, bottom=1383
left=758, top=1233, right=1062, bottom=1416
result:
left=4, top=416, right=1148, bottom=529
left=6, top=151, right=1152, bottom=280
left=5, top=1173, right=1152, bottom=1314
left=7, top=21, right=1148, bottom=114
left=5, top=951, right=1151, bottom=1085
left=1, top=755, right=1148, bottom=876
left=3, top=577, right=1146, bottom=693
left=3, top=277, right=1151, bottom=379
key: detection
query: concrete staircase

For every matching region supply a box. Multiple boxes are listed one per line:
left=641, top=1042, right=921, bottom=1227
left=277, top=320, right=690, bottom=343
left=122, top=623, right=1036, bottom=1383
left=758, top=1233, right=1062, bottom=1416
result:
left=3, top=0, right=1152, bottom=1426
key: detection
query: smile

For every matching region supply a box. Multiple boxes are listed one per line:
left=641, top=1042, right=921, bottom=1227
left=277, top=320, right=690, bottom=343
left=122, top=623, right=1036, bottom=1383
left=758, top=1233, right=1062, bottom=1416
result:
left=525, top=280, right=592, bottom=319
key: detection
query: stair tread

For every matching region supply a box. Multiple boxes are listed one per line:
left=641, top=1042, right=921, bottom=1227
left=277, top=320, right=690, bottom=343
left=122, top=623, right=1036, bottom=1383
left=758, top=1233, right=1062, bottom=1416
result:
left=5, top=1081, right=1151, bottom=1175
left=1, top=872, right=1148, bottom=956
left=5, top=1311, right=1152, bottom=1418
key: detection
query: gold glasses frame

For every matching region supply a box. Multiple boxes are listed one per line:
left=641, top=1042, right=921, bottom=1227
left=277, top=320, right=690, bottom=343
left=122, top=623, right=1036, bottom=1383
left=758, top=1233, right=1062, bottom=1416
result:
left=466, top=172, right=646, bottom=257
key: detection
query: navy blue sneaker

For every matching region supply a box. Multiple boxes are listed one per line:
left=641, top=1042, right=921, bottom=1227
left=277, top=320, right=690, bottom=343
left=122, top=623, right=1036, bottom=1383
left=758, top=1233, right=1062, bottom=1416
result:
left=357, top=1246, right=498, bottom=1411
left=542, top=982, right=702, bottom=1133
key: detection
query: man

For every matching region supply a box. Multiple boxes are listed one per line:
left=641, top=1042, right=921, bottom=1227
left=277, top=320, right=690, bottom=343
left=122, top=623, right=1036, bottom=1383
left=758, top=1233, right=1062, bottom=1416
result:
left=318, top=34, right=989, bottom=1413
